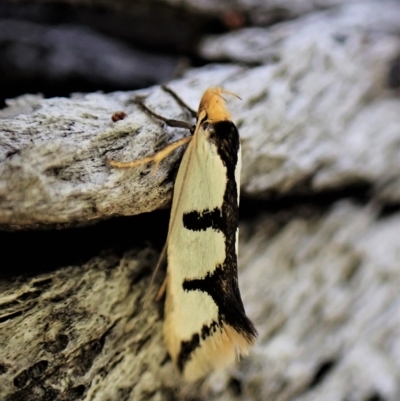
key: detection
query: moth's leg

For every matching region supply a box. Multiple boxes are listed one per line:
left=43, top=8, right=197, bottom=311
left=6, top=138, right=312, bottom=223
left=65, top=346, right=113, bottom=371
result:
left=161, top=85, right=197, bottom=119
left=108, top=96, right=194, bottom=173
left=155, top=276, right=168, bottom=301
left=107, top=135, right=192, bottom=174
left=134, top=98, right=193, bottom=130
left=141, top=242, right=168, bottom=309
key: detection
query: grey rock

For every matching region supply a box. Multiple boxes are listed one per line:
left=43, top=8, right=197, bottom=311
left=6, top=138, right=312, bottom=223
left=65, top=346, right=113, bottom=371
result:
left=1, top=201, right=399, bottom=400
left=1, top=1, right=400, bottom=228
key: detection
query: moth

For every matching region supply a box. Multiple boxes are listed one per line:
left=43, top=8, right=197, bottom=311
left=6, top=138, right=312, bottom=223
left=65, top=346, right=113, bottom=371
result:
left=108, top=87, right=257, bottom=381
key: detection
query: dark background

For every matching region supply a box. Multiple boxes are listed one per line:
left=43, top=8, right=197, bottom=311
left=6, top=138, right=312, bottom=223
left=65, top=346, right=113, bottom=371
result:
left=0, top=2, right=249, bottom=108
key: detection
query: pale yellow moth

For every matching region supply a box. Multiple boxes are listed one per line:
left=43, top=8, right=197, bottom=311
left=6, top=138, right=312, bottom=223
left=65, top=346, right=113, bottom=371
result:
left=108, top=87, right=257, bottom=381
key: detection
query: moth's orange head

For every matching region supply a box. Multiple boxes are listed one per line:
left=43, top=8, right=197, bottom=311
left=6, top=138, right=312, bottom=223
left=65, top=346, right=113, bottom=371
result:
left=198, top=87, right=240, bottom=123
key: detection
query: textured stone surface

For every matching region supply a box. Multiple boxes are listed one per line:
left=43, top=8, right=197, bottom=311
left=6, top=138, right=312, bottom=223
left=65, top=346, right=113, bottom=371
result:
left=1, top=202, right=399, bottom=400
left=199, top=1, right=400, bottom=63
left=199, top=1, right=400, bottom=198
left=0, top=247, right=172, bottom=401
left=1, top=1, right=400, bottom=229
left=230, top=202, right=400, bottom=401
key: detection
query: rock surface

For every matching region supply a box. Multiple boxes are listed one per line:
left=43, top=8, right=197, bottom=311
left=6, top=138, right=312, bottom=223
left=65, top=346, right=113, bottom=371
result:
left=1, top=202, right=399, bottom=400
left=1, top=2, right=399, bottom=228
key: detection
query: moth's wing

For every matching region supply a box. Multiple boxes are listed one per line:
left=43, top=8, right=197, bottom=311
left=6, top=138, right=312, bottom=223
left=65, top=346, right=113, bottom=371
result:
left=164, top=122, right=256, bottom=381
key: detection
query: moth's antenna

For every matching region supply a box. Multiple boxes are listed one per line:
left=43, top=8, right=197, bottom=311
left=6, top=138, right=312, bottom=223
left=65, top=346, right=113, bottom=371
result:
left=218, top=88, right=242, bottom=101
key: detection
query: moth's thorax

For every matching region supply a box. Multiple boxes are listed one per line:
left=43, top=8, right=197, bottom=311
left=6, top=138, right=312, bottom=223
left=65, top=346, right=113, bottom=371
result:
left=198, top=121, right=214, bottom=141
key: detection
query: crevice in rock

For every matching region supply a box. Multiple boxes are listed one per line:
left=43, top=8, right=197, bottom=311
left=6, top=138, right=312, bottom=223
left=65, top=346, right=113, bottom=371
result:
left=307, top=359, right=337, bottom=389
left=240, top=181, right=372, bottom=220
left=365, top=393, right=385, bottom=401
left=0, top=310, right=23, bottom=324
left=378, top=202, right=400, bottom=218
left=0, top=210, right=169, bottom=279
